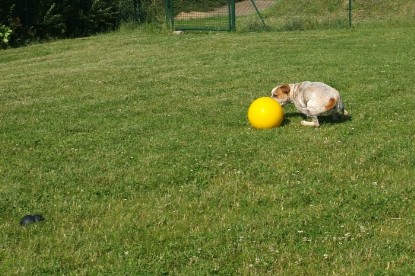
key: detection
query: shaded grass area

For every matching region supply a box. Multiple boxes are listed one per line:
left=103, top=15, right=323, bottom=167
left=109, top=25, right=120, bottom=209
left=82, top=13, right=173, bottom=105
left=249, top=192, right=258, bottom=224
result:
left=1, top=25, right=415, bottom=274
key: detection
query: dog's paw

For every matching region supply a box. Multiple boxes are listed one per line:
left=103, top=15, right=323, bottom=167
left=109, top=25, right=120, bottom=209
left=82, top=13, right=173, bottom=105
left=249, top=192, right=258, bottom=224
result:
left=301, top=120, right=319, bottom=127
left=344, top=109, right=349, bottom=117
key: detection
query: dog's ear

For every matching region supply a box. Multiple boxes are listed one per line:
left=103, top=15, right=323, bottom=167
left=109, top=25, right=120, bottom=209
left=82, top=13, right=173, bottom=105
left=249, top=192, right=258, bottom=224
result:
left=280, top=84, right=290, bottom=94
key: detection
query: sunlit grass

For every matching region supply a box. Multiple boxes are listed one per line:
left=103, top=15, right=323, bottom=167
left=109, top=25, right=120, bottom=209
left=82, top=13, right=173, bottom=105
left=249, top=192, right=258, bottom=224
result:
left=1, top=24, right=414, bottom=274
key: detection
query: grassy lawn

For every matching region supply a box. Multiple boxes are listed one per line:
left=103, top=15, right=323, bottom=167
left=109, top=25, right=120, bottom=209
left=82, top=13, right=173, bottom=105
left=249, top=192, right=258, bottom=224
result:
left=1, top=23, right=414, bottom=274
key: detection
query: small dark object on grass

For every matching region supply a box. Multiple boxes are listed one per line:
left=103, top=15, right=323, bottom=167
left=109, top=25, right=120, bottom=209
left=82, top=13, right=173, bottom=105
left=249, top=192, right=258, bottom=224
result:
left=33, top=214, right=44, bottom=222
left=20, top=214, right=45, bottom=226
left=20, top=215, right=35, bottom=226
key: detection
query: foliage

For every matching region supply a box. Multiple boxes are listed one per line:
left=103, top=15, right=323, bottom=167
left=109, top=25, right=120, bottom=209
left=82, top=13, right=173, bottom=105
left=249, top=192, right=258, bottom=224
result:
left=0, top=24, right=13, bottom=48
left=0, top=0, right=119, bottom=46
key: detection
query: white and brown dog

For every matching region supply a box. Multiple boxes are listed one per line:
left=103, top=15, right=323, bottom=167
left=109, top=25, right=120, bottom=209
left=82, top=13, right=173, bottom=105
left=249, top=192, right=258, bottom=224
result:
left=271, top=81, right=349, bottom=127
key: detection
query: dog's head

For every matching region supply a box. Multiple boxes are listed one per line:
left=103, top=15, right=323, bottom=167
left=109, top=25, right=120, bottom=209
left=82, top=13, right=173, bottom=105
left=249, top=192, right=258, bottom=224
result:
left=271, top=84, right=290, bottom=106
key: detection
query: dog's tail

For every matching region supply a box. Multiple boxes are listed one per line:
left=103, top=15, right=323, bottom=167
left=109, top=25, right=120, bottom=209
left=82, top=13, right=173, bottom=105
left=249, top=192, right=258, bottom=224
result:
left=325, top=97, right=338, bottom=111
left=330, top=97, right=349, bottom=117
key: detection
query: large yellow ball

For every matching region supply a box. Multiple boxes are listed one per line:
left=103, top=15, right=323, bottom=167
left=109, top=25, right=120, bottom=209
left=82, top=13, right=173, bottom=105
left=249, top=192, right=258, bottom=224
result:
left=248, top=97, right=284, bottom=129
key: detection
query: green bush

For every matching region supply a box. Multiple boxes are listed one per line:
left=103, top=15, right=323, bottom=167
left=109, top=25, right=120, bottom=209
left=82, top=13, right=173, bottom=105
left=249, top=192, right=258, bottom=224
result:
left=0, top=0, right=120, bottom=46
left=0, top=24, right=13, bottom=48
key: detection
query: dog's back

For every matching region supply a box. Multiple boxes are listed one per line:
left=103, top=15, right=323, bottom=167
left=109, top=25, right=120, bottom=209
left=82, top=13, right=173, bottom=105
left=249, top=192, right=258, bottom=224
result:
left=297, top=82, right=346, bottom=116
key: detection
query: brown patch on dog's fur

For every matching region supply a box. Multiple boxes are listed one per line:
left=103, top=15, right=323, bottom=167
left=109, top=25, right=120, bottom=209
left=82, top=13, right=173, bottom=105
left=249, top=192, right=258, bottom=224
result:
left=279, top=84, right=290, bottom=94
left=272, top=84, right=290, bottom=101
left=325, top=97, right=337, bottom=110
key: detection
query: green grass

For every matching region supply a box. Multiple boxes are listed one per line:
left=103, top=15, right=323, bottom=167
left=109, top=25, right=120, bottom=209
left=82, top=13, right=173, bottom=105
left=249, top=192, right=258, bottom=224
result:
left=1, top=23, right=415, bottom=274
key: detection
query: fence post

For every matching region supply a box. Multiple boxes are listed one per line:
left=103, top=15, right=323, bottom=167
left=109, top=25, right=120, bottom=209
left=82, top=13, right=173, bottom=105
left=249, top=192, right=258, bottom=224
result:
left=230, top=0, right=236, bottom=31
left=250, top=0, right=267, bottom=30
left=348, top=0, right=352, bottom=27
left=164, top=0, right=174, bottom=29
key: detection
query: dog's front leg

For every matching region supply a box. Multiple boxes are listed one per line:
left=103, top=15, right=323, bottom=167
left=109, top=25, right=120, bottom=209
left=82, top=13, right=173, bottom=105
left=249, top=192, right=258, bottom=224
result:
left=301, top=116, right=319, bottom=127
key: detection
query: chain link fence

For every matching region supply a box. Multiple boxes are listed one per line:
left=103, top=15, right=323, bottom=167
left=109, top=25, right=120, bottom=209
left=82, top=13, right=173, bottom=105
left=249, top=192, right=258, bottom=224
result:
left=165, top=0, right=415, bottom=32
left=165, top=0, right=234, bottom=31
left=266, top=0, right=414, bottom=31
left=165, top=0, right=273, bottom=31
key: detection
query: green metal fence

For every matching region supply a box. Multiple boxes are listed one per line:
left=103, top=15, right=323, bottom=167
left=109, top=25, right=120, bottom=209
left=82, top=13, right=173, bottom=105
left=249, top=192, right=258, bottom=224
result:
left=165, top=0, right=236, bottom=31
left=164, top=0, right=415, bottom=32
left=164, top=0, right=273, bottom=32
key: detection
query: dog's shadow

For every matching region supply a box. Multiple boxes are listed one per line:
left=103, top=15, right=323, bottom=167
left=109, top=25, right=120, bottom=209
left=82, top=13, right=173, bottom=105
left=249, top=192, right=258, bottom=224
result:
left=282, top=112, right=352, bottom=126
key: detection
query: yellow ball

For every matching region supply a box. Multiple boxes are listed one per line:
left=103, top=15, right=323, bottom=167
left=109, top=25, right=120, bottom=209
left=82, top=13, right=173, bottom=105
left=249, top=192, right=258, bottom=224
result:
left=248, top=97, right=284, bottom=129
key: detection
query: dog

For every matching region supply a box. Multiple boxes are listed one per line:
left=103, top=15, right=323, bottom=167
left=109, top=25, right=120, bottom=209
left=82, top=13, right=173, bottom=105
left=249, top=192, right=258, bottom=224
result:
left=271, top=81, right=349, bottom=127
